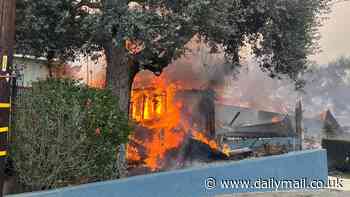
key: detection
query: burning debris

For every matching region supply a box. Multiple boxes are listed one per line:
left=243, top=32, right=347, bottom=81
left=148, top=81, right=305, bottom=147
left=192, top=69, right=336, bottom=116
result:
left=178, top=138, right=229, bottom=166
left=125, top=64, right=346, bottom=176
left=126, top=70, right=307, bottom=175
left=215, top=104, right=302, bottom=158
left=127, top=73, right=222, bottom=174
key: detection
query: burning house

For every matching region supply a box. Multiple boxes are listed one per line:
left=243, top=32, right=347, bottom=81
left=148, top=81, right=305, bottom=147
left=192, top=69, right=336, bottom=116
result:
left=125, top=70, right=350, bottom=175
left=123, top=34, right=350, bottom=175
left=126, top=72, right=221, bottom=174
left=125, top=66, right=306, bottom=175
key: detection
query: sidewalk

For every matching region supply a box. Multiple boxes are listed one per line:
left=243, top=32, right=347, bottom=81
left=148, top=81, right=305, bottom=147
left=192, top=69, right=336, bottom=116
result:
left=217, top=191, right=350, bottom=197
left=329, top=176, right=350, bottom=191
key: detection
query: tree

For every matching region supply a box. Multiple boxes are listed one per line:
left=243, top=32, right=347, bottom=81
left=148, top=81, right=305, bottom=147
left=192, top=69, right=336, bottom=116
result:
left=15, top=0, right=331, bottom=114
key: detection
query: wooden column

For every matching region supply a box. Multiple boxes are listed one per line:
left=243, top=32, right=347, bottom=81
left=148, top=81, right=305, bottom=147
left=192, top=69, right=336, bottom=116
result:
left=0, top=0, right=16, bottom=196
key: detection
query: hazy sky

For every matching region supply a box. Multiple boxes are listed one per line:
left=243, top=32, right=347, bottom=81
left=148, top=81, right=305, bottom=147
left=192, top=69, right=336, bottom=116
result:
left=311, top=1, right=350, bottom=65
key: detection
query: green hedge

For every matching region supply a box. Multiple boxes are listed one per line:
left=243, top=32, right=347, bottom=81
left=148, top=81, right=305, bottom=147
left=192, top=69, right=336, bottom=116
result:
left=11, top=79, right=131, bottom=190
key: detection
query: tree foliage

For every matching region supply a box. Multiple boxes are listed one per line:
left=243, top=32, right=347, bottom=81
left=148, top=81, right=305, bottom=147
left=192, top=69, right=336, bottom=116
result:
left=16, top=0, right=331, bottom=83
left=11, top=79, right=131, bottom=190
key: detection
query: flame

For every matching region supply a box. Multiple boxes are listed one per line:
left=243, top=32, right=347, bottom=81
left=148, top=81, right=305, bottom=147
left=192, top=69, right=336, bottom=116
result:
left=127, top=73, right=221, bottom=171
left=222, top=144, right=231, bottom=157
left=271, top=116, right=282, bottom=123
left=192, top=130, right=218, bottom=150
left=126, top=144, right=141, bottom=161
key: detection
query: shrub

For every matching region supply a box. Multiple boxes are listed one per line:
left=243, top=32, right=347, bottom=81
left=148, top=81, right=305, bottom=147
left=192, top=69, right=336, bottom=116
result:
left=10, top=79, right=131, bottom=190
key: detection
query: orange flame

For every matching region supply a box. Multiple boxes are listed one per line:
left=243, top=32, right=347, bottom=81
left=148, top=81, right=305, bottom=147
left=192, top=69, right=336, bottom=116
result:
left=127, top=73, right=221, bottom=171
left=192, top=130, right=218, bottom=150
left=271, top=116, right=282, bottom=123
left=222, top=144, right=231, bottom=157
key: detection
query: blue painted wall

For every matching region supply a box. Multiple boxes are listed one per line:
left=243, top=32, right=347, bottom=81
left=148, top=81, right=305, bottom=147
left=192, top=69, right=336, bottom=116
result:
left=8, top=149, right=328, bottom=197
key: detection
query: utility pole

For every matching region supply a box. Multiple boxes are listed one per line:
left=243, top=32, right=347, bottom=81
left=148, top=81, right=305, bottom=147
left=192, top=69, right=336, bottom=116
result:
left=0, top=0, right=16, bottom=196
left=295, top=100, right=303, bottom=151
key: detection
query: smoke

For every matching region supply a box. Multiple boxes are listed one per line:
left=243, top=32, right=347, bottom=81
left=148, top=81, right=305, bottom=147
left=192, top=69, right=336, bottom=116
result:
left=155, top=36, right=299, bottom=114
left=156, top=37, right=227, bottom=89
left=152, top=36, right=350, bottom=129
left=301, top=57, right=350, bottom=127
left=216, top=59, right=299, bottom=114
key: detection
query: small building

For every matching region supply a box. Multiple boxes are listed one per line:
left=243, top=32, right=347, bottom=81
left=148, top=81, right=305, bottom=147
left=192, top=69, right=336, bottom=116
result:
left=13, top=55, right=106, bottom=88
left=14, top=55, right=49, bottom=87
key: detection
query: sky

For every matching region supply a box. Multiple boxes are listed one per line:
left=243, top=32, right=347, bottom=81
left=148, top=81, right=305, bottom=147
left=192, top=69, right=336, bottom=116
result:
left=311, top=1, right=350, bottom=65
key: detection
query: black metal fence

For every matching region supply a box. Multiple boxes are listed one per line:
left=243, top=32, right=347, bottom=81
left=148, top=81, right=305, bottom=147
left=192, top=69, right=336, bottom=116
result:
left=322, top=138, right=350, bottom=172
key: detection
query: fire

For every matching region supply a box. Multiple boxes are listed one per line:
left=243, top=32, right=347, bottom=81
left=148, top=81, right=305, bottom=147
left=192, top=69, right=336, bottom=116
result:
left=271, top=116, right=282, bottom=123
left=127, top=72, right=221, bottom=171
left=192, top=130, right=218, bottom=150
left=222, top=144, right=231, bottom=157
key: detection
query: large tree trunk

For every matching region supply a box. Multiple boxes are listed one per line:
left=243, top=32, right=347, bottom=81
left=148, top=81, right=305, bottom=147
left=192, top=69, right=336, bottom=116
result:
left=104, top=42, right=138, bottom=115
left=104, top=41, right=138, bottom=177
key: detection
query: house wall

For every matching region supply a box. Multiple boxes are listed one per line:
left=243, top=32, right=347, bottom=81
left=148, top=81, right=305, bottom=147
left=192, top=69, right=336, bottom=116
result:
left=13, top=55, right=106, bottom=88
left=14, top=57, right=49, bottom=87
